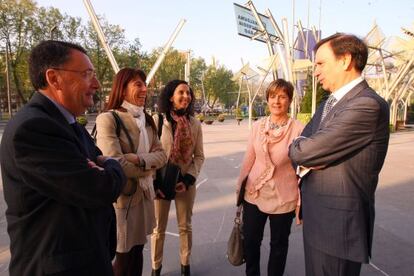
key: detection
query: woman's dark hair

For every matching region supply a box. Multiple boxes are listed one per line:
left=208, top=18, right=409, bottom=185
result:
left=265, top=79, right=294, bottom=101
left=29, top=40, right=88, bottom=90
left=105, top=67, right=156, bottom=132
left=158, top=79, right=195, bottom=118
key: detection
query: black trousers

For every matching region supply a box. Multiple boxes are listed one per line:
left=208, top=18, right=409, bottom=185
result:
left=243, top=201, right=294, bottom=276
left=304, top=238, right=362, bottom=276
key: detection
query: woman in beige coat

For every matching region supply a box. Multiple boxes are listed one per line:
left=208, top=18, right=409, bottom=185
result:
left=151, top=80, right=204, bottom=276
left=96, top=68, right=167, bottom=276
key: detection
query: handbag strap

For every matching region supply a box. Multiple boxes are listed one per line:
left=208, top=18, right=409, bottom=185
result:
left=111, top=111, right=135, bottom=153
left=236, top=176, right=248, bottom=207
left=234, top=205, right=243, bottom=225
left=157, top=113, right=164, bottom=138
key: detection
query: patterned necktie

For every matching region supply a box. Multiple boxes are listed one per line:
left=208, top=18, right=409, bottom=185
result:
left=321, top=95, right=337, bottom=122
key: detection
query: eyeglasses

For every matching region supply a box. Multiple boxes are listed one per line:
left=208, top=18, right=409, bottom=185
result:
left=51, top=68, right=97, bottom=80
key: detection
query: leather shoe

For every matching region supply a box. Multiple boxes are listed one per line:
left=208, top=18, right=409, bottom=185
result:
left=181, top=264, right=190, bottom=276
left=151, top=265, right=162, bottom=276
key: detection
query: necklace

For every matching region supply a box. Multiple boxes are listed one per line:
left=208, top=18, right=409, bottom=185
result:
left=269, top=119, right=288, bottom=130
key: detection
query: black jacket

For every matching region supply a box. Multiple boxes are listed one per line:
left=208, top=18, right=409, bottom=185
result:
left=0, top=92, right=126, bottom=275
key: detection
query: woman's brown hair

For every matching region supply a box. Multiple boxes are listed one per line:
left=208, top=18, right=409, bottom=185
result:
left=265, top=79, right=294, bottom=102
left=105, top=67, right=156, bottom=132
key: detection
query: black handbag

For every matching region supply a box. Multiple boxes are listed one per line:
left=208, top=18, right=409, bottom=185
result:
left=154, top=161, right=180, bottom=200
left=153, top=113, right=181, bottom=200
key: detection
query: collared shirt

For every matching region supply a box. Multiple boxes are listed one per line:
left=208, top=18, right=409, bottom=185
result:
left=40, top=92, right=76, bottom=124
left=331, top=76, right=364, bottom=107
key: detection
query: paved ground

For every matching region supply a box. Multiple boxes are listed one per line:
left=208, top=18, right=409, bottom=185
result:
left=0, top=118, right=413, bottom=275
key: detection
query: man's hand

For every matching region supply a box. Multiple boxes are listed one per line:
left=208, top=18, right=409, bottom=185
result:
left=155, top=189, right=166, bottom=199
left=87, top=158, right=104, bottom=171
left=295, top=205, right=302, bottom=225
left=96, top=155, right=111, bottom=166
left=175, top=182, right=186, bottom=193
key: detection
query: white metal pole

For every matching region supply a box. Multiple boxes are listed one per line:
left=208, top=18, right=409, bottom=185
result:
left=247, top=1, right=276, bottom=80
left=245, top=76, right=253, bottom=129
left=266, top=11, right=290, bottom=80
left=311, top=53, right=317, bottom=115
left=83, top=0, right=120, bottom=73
left=146, top=19, right=186, bottom=85
left=201, top=71, right=206, bottom=107
left=184, top=50, right=191, bottom=84
left=403, top=90, right=413, bottom=125
left=378, top=48, right=390, bottom=99
left=236, top=77, right=242, bottom=109
left=5, top=42, right=12, bottom=117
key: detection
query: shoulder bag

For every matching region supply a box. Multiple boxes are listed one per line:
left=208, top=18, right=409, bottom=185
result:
left=227, top=177, right=247, bottom=266
left=153, top=113, right=181, bottom=200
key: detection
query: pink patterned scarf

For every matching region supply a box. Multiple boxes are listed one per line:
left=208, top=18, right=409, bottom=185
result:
left=170, top=112, right=194, bottom=166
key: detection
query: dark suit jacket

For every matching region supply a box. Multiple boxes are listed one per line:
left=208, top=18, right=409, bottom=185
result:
left=289, top=80, right=389, bottom=263
left=0, top=92, right=126, bottom=275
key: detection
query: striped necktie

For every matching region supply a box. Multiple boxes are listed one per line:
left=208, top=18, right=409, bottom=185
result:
left=321, top=95, right=337, bottom=122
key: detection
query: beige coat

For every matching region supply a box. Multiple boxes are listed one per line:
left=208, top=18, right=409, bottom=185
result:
left=153, top=114, right=204, bottom=179
left=96, top=110, right=167, bottom=208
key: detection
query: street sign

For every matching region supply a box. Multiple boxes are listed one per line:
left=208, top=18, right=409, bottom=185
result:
left=233, top=3, right=277, bottom=43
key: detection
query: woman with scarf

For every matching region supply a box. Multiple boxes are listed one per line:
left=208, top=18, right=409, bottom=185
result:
left=95, top=68, right=167, bottom=276
left=236, top=79, right=304, bottom=276
left=151, top=80, right=204, bottom=276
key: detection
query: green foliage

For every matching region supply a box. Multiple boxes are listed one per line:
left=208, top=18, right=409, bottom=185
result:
left=189, top=57, right=207, bottom=99
left=296, top=113, right=312, bottom=124
left=300, top=74, right=329, bottom=113
left=251, top=106, right=258, bottom=118
left=235, top=107, right=243, bottom=118
left=0, top=0, right=234, bottom=114
left=145, top=48, right=186, bottom=89
left=264, top=105, right=270, bottom=116
left=76, top=115, right=88, bottom=126
left=217, top=113, right=225, bottom=122
left=196, top=113, right=205, bottom=122
left=203, top=65, right=237, bottom=109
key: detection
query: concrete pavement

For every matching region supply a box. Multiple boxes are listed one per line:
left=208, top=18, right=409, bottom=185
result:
left=0, top=119, right=413, bottom=275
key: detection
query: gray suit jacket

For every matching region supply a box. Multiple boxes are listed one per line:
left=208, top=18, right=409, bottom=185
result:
left=289, top=80, right=389, bottom=263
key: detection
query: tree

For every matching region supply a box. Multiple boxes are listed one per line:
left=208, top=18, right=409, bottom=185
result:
left=145, top=48, right=186, bottom=91
left=203, top=65, right=237, bottom=109
left=300, top=73, right=329, bottom=113
left=189, top=57, right=207, bottom=99
left=0, top=0, right=83, bottom=106
left=0, top=0, right=37, bottom=105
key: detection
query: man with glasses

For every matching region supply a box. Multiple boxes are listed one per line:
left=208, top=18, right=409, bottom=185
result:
left=0, top=40, right=126, bottom=275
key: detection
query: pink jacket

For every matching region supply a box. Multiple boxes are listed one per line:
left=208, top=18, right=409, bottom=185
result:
left=237, top=117, right=304, bottom=214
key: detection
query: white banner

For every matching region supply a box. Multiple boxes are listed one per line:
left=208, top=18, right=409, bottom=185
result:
left=233, top=3, right=277, bottom=43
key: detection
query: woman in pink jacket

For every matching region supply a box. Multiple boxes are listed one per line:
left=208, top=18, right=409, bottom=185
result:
left=237, top=79, right=304, bottom=276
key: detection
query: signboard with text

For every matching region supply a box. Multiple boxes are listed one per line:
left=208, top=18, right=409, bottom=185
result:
left=233, top=3, right=277, bottom=43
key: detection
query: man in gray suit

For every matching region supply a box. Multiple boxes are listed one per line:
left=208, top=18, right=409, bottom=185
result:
left=289, top=33, right=389, bottom=276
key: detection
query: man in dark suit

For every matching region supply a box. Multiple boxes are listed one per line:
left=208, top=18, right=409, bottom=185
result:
left=0, top=40, right=126, bottom=275
left=289, top=33, right=390, bottom=276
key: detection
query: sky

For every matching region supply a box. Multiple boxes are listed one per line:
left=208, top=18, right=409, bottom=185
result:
left=35, top=0, right=414, bottom=72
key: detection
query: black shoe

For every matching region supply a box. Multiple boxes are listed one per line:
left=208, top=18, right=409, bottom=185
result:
left=151, top=265, right=162, bottom=276
left=181, top=264, right=190, bottom=276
